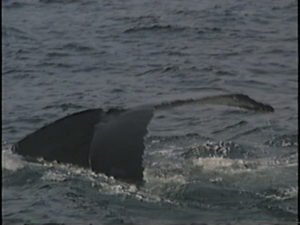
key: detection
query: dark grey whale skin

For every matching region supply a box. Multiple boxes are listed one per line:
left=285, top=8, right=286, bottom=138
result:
left=12, top=94, right=274, bottom=184
left=12, top=107, right=153, bottom=184
left=12, top=109, right=103, bottom=168
left=89, top=106, right=153, bottom=184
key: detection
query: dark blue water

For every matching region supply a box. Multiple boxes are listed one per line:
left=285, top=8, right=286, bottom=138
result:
left=2, top=0, right=298, bottom=224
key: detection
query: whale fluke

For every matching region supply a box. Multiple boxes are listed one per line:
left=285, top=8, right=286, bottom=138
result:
left=155, top=94, right=274, bottom=112
left=12, top=107, right=153, bottom=184
left=12, top=109, right=103, bottom=167
left=12, top=94, right=274, bottom=184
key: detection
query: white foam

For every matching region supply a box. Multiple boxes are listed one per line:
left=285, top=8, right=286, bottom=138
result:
left=41, top=170, right=68, bottom=182
left=2, top=147, right=26, bottom=171
left=192, top=157, right=252, bottom=174
left=192, top=156, right=297, bottom=174
left=144, top=169, right=187, bottom=185
left=259, top=186, right=298, bottom=201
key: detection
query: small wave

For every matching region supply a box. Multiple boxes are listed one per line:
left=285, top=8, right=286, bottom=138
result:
left=265, top=134, right=298, bottom=148
left=46, top=52, right=70, bottom=57
left=30, top=157, right=162, bottom=203
left=38, top=159, right=172, bottom=205
left=42, top=103, right=84, bottom=111
left=228, top=126, right=271, bottom=140
left=3, top=1, right=32, bottom=9
left=196, top=26, right=223, bottom=36
left=37, top=62, right=74, bottom=68
left=182, top=140, right=249, bottom=159
left=116, top=15, right=159, bottom=24
left=161, top=65, right=180, bottom=72
left=39, top=0, right=82, bottom=4
left=3, top=26, right=26, bottom=35
left=259, top=187, right=298, bottom=201
left=134, top=68, right=161, bottom=77
left=147, top=133, right=202, bottom=143
left=212, top=120, right=248, bottom=134
left=71, top=66, right=100, bottom=73
left=256, top=186, right=298, bottom=217
left=61, top=43, right=94, bottom=52
left=3, top=26, right=38, bottom=46
left=124, top=25, right=185, bottom=33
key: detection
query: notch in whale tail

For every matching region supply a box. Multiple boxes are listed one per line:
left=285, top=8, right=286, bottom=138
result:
left=12, top=94, right=273, bottom=184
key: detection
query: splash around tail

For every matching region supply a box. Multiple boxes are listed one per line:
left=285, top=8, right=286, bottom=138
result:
left=12, top=93, right=274, bottom=184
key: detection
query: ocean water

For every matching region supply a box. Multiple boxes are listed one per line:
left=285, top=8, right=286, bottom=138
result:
left=2, top=0, right=298, bottom=224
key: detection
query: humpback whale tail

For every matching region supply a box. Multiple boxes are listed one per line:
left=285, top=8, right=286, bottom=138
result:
left=12, top=94, right=274, bottom=184
left=155, top=94, right=274, bottom=112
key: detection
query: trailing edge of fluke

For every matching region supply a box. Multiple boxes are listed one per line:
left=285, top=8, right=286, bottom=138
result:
left=12, top=94, right=274, bottom=184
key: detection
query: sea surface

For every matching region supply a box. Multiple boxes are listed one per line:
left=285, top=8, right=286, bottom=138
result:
left=2, top=0, right=298, bottom=224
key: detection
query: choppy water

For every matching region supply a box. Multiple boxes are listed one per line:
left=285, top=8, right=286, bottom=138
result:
left=2, top=0, right=298, bottom=224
